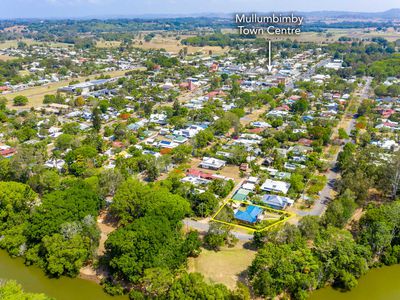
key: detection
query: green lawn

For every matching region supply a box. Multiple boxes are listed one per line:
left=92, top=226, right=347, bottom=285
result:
left=188, top=243, right=256, bottom=289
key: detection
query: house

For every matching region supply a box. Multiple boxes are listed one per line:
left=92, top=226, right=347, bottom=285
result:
left=207, top=90, right=227, bottom=99
left=267, top=110, right=288, bottom=117
left=240, top=163, right=249, bottom=171
left=0, top=148, right=16, bottom=158
left=262, top=157, right=274, bottom=166
left=179, top=80, right=196, bottom=91
left=247, top=176, right=259, bottom=184
left=58, top=79, right=111, bottom=95
left=158, top=140, right=179, bottom=149
left=371, top=139, right=398, bottom=151
left=232, top=188, right=250, bottom=201
left=174, top=125, right=204, bottom=138
left=181, top=176, right=210, bottom=186
left=234, top=205, right=263, bottom=224
left=262, top=194, right=294, bottom=210
left=187, top=168, right=214, bottom=180
left=302, top=115, right=314, bottom=122
left=261, top=179, right=291, bottom=194
left=199, top=157, right=226, bottom=170
left=210, top=63, right=219, bottom=72
left=242, top=182, right=255, bottom=191
left=325, top=60, right=343, bottom=70
left=298, top=138, right=313, bottom=147
left=149, top=113, right=167, bottom=125
left=251, top=121, right=271, bottom=128
left=274, top=171, right=291, bottom=180
left=44, top=159, right=65, bottom=170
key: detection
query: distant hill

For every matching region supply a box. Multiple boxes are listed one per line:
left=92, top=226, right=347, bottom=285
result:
left=4, top=9, right=399, bottom=21
left=89, top=9, right=400, bottom=21
left=300, top=9, right=400, bottom=20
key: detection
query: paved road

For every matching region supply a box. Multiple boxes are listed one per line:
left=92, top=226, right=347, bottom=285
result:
left=183, top=218, right=253, bottom=241
left=183, top=178, right=254, bottom=241
left=294, top=76, right=372, bottom=217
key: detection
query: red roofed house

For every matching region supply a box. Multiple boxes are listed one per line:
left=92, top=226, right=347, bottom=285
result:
left=112, top=141, right=125, bottom=148
left=0, top=148, right=16, bottom=158
left=248, top=128, right=264, bottom=134
left=298, top=138, right=313, bottom=147
left=179, top=80, right=196, bottom=91
left=0, top=86, right=9, bottom=92
left=289, top=95, right=301, bottom=101
left=382, top=109, right=395, bottom=119
left=186, top=168, right=214, bottom=180
left=210, top=63, right=219, bottom=72
left=207, top=90, right=227, bottom=99
left=160, top=148, right=172, bottom=155
left=275, top=104, right=290, bottom=111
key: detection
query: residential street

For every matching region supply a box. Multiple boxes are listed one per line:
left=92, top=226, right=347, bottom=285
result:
left=183, top=218, right=253, bottom=241
left=183, top=177, right=254, bottom=241
left=184, top=77, right=373, bottom=236
left=294, top=76, right=372, bottom=217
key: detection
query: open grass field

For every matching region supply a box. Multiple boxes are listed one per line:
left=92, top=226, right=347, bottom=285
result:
left=240, top=107, right=266, bottom=125
left=222, top=28, right=400, bottom=43
left=133, top=35, right=228, bottom=55
left=188, top=242, right=256, bottom=289
left=0, top=39, right=72, bottom=49
left=4, top=69, right=131, bottom=109
left=96, top=40, right=122, bottom=48
left=0, top=54, right=15, bottom=61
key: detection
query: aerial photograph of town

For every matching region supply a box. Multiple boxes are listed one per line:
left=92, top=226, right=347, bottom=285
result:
left=0, top=0, right=399, bottom=299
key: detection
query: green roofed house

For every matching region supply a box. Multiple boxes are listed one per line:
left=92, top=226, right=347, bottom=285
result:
left=173, top=135, right=188, bottom=144
left=232, top=188, right=250, bottom=201
left=274, top=171, right=291, bottom=180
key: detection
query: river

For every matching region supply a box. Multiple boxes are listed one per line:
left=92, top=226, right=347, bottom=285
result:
left=309, top=264, right=400, bottom=300
left=2, top=248, right=400, bottom=300
left=0, top=250, right=127, bottom=300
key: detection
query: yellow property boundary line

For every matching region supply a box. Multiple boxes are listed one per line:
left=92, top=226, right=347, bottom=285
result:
left=211, top=199, right=295, bottom=233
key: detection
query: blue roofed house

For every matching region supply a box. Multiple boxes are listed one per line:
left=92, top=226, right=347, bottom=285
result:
left=262, top=194, right=294, bottom=210
left=234, top=205, right=263, bottom=224
left=302, top=115, right=314, bottom=122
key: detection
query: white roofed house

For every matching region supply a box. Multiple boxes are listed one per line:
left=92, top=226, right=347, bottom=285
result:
left=251, top=121, right=271, bottom=128
left=174, top=125, right=204, bottom=138
left=260, top=179, right=291, bottom=195
left=149, top=113, right=168, bottom=125
left=44, top=158, right=65, bottom=171
left=199, top=157, right=226, bottom=170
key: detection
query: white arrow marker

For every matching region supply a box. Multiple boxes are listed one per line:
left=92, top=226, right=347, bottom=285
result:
left=267, top=40, right=273, bottom=72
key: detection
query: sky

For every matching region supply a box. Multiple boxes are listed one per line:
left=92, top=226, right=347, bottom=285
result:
left=1, top=0, right=399, bottom=19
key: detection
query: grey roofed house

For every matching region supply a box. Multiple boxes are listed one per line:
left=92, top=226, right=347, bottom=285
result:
left=260, top=179, right=291, bottom=195
left=199, top=157, right=226, bottom=170
left=262, top=194, right=294, bottom=210
left=58, top=78, right=111, bottom=94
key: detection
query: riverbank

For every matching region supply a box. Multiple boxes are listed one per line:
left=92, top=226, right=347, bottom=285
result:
left=78, top=210, right=118, bottom=284
left=0, top=250, right=127, bottom=300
